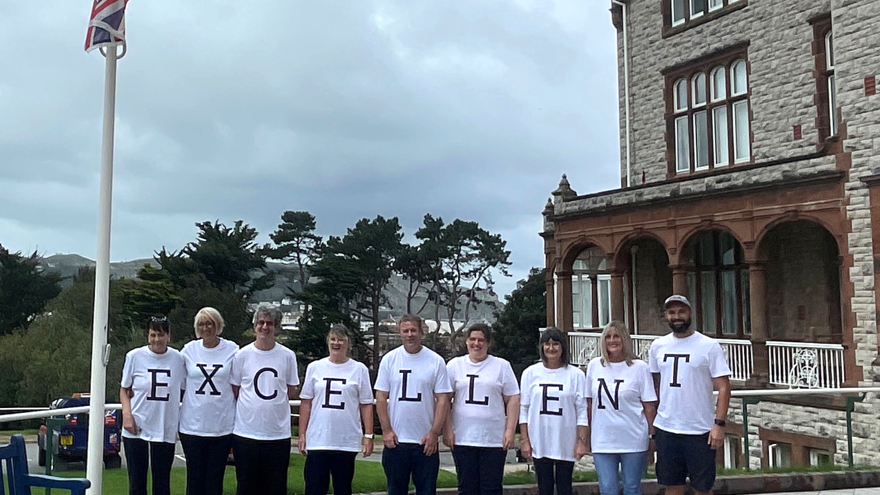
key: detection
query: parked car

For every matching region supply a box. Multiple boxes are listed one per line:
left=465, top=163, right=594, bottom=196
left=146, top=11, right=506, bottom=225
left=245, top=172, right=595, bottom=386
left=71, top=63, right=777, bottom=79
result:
left=36, top=394, right=122, bottom=469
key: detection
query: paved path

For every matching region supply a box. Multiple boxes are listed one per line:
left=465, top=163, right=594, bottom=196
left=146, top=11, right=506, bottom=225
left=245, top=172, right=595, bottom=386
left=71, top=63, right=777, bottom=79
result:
left=772, top=490, right=880, bottom=495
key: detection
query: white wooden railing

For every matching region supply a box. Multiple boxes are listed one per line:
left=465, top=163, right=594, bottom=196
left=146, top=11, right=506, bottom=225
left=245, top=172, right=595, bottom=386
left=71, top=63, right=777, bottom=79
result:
left=569, top=332, right=753, bottom=383
left=767, top=340, right=846, bottom=389
left=717, top=338, right=753, bottom=382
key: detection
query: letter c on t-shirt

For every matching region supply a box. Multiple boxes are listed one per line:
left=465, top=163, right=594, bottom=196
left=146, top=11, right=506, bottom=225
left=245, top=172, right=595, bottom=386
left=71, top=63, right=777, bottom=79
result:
left=254, top=367, right=279, bottom=400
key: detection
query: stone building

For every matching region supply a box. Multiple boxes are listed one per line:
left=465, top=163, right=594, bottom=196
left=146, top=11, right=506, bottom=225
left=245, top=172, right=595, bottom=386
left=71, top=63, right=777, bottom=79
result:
left=541, top=0, right=880, bottom=469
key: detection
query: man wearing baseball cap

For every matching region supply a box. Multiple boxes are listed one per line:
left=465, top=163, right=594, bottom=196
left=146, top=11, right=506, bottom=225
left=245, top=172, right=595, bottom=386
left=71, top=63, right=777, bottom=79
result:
left=648, top=295, right=731, bottom=495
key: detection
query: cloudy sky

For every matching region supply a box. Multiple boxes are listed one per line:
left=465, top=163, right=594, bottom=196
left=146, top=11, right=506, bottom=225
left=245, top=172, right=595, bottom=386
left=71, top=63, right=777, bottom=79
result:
left=0, top=0, right=620, bottom=296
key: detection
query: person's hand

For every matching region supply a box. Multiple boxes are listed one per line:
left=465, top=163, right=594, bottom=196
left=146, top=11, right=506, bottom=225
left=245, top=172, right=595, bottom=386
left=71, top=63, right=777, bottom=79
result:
left=520, top=438, right=532, bottom=461
left=297, top=435, right=307, bottom=456
left=362, top=437, right=374, bottom=457
left=122, top=414, right=138, bottom=435
left=502, top=430, right=515, bottom=451
left=708, top=425, right=724, bottom=450
left=383, top=430, right=399, bottom=449
left=421, top=431, right=439, bottom=455
left=575, top=439, right=588, bottom=460
left=442, top=431, right=455, bottom=450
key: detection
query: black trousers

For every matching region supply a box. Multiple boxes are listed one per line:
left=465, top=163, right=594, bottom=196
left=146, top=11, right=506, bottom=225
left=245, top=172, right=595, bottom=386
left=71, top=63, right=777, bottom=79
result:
left=381, top=442, right=440, bottom=495
left=179, top=433, right=232, bottom=495
left=533, top=457, right=574, bottom=495
left=232, top=435, right=291, bottom=495
left=122, top=437, right=176, bottom=495
left=451, top=445, right=507, bottom=495
left=303, top=450, right=358, bottom=495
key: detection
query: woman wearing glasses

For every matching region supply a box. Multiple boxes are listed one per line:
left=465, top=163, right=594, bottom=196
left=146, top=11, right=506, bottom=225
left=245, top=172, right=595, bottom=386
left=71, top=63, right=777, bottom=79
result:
left=297, top=325, right=374, bottom=495
left=120, top=316, right=185, bottom=495
left=180, top=307, right=240, bottom=495
left=518, top=327, right=588, bottom=495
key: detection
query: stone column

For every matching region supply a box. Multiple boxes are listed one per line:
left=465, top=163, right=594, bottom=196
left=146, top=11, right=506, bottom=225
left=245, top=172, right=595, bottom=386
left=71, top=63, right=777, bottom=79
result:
left=545, top=277, right=556, bottom=327
left=590, top=274, right=600, bottom=328
left=556, top=271, right=574, bottom=332
left=611, top=271, right=625, bottom=322
left=748, top=262, right=770, bottom=387
left=671, top=265, right=689, bottom=296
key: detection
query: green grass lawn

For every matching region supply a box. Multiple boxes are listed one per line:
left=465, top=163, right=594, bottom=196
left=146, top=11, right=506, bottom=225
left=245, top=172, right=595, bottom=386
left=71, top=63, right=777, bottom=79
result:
left=46, top=455, right=459, bottom=494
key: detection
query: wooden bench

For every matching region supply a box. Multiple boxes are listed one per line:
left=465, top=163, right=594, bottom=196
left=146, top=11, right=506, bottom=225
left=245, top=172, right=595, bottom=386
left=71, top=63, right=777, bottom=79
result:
left=0, top=434, right=90, bottom=495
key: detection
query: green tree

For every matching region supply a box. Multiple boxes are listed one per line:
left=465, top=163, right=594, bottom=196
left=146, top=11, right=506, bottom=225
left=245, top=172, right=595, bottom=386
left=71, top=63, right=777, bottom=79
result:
left=0, top=245, right=62, bottom=335
left=183, top=220, right=274, bottom=297
left=268, top=211, right=322, bottom=296
left=166, top=274, right=252, bottom=347
left=415, top=215, right=512, bottom=347
left=492, top=268, right=547, bottom=377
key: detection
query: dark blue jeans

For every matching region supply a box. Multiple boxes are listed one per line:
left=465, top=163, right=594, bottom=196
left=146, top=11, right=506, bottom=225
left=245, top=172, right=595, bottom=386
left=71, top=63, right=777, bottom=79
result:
left=451, top=445, right=507, bottom=495
left=381, top=442, right=440, bottom=495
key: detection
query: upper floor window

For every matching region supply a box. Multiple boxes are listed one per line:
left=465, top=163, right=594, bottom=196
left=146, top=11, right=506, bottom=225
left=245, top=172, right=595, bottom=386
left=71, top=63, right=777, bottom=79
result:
left=826, top=32, right=837, bottom=135
left=669, top=0, right=744, bottom=31
left=665, top=47, right=751, bottom=175
left=811, top=15, right=837, bottom=141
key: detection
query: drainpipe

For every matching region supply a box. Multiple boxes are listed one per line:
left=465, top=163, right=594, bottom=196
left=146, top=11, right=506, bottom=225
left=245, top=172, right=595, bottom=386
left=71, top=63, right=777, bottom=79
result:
left=846, top=394, right=866, bottom=468
left=611, top=0, right=632, bottom=187
left=631, top=245, right=639, bottom=334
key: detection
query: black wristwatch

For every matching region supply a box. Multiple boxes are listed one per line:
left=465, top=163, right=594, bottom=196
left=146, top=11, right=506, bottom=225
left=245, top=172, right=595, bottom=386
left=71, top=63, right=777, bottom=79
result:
left=714, top=418, right=727, bottom=427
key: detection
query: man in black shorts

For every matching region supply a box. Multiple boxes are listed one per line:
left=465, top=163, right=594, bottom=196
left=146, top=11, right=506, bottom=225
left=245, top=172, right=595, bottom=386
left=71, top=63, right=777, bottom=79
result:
left=648, top=295, right=731, bottom=495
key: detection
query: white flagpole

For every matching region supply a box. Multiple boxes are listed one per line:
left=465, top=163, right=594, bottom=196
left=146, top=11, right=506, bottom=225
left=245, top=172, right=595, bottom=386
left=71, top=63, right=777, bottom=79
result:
left=86, top=41, right=119, bottom=495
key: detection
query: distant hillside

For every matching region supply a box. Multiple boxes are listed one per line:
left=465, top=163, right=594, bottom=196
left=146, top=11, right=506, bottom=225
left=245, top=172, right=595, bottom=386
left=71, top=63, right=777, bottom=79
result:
left=38, top=254, right=501, bottom=321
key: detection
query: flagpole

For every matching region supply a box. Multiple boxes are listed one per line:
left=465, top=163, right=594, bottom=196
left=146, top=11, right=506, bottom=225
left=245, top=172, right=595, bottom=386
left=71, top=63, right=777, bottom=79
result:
left=86, top=41, right=119, bottom=495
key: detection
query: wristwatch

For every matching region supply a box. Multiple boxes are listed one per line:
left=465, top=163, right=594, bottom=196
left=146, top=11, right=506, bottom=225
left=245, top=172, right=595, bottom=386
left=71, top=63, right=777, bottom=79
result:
left=363, top=433, right=374, bottom=439
left=714, top=419, right=727, bottom=427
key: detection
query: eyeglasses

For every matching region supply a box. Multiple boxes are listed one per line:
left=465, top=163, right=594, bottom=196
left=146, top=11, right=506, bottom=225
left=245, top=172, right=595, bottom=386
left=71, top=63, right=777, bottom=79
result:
left=150, top=316, right=168, bottom=322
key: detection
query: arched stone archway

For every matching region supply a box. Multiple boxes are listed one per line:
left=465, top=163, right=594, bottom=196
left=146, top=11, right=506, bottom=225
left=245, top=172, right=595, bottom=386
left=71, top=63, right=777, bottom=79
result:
left=680, top=229, right=750, bottom=338
left=617, top=237, right=672, bottom=335
left=758, top=220, right=842, bottom=343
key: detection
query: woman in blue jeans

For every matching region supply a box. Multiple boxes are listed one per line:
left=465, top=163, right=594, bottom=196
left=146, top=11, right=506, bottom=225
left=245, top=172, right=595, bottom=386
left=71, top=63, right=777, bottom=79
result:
left=586, top=321, right=657, bottom=495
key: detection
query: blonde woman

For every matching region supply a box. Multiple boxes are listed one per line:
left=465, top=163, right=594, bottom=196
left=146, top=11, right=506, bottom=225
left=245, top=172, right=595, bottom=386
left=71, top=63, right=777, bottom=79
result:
left=180, top=308, right=239, bottom=495
left=297, top=325, right=374, bottom=495
left=585, top=321, right=657, bottom=495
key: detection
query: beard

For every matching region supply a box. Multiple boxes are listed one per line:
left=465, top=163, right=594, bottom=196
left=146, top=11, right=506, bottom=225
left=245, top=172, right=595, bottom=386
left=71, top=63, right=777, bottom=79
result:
left=668, top=318, right=692, bottom=334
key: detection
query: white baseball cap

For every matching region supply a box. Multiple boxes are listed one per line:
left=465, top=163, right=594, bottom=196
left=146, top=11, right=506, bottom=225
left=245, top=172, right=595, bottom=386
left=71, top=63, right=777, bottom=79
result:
left=664, top=295, right=692, bottom=309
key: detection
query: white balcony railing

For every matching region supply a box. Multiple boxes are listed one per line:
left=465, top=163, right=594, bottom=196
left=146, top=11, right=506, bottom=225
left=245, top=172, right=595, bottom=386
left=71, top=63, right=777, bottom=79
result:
left=569, top=333, right=753, bottom=383
left=766, top=340, right=846, bottom=389
left=717, top=338, right=753, bottom=382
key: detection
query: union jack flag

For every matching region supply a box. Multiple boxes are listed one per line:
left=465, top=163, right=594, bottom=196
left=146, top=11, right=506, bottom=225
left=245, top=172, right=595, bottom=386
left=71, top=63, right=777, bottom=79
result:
left=84, top=0, right=128, bottom=53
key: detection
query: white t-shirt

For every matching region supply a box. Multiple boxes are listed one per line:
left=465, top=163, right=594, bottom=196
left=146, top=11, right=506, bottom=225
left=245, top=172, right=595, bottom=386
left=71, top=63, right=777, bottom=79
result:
left=179, top=338, right=239, bottom=437
left=586, top=357, right=657, bottom=453
left=300, top=357, right=374, bottom=452
left=649, top=331, right=731, bottom=434
left=375, top=345, right=452, bottom=444
left=518, top=363, right=588, bottom=462
left=230, top=342, right=300, bottom=441
left=447, top=355, right=520, bottom=448
left=120, top=345, right=185, bottom=444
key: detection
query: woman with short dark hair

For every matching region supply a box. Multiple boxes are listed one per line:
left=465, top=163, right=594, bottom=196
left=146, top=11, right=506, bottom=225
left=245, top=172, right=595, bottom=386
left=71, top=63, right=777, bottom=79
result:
left=518, top=327, right=588, bottom=495
left=120, top=316, right=185, bottom=495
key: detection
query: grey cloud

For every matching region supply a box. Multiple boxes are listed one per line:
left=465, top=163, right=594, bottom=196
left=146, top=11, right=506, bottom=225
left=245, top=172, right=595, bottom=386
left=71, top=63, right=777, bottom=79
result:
left=0, top=0, right=620, bottom=296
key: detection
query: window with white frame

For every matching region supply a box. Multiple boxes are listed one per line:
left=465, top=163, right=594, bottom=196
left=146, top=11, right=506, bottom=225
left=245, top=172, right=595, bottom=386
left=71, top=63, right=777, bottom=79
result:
left=668, top=0, right=744, bottom=28
left=666, top=50, right=751, bottom=174
left=768, top=443, right=792, bottom=468
left=723, top=435, right=741, bottom=469
left=809, top=449, right=833, bottom=467
left=826, top=31, right=837, bottom=135
left=811, top=15, right=837, bottom=142
left=571, top=247, right=611, bottom=330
